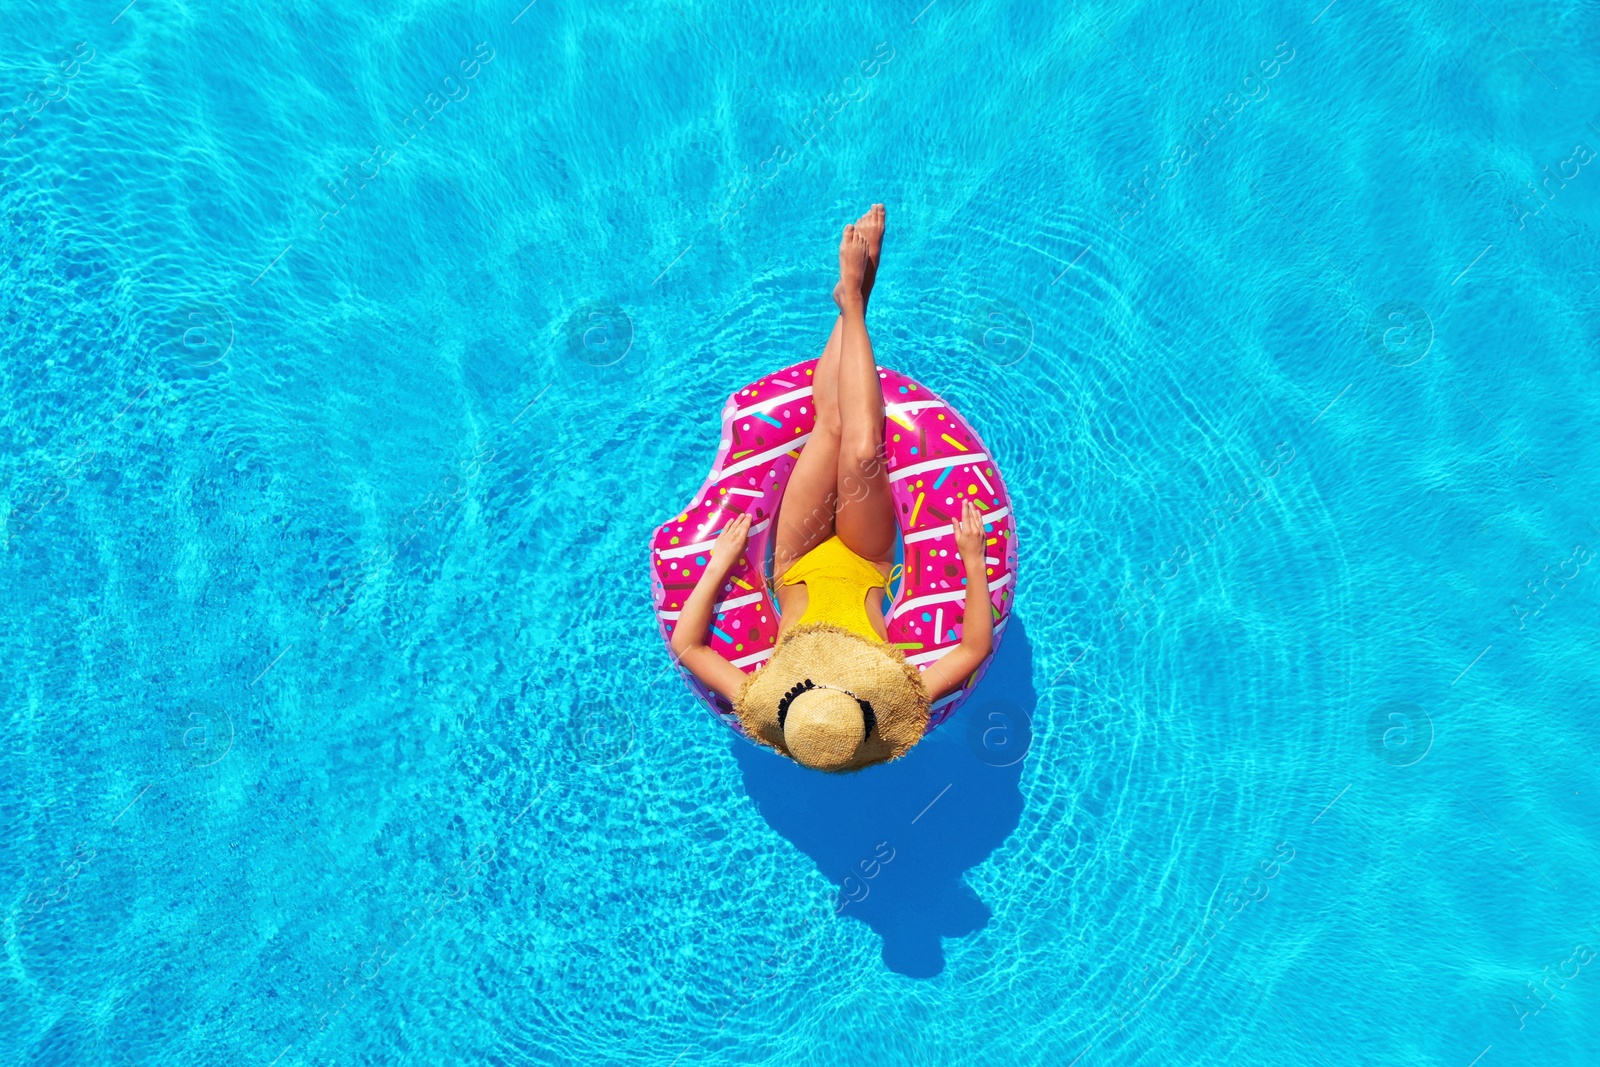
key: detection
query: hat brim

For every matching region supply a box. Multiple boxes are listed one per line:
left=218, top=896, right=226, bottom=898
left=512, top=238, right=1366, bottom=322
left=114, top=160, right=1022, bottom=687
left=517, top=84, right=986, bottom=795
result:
left=734, top=623, right=929, bottom=770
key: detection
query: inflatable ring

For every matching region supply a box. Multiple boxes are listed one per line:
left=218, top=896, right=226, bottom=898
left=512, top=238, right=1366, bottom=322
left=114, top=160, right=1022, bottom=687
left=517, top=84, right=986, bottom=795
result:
left=650, top=358, right=1018, bottom=737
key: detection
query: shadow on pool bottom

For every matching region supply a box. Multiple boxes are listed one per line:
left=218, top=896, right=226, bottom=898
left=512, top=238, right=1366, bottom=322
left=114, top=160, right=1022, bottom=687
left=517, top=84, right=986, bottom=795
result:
left=734, top=620, right=1036, bottom=978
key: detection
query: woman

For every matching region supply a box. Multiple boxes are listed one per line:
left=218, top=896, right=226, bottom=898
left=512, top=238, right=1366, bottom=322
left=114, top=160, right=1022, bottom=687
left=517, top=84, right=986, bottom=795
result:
left=668, top=205, right=993, bottom=771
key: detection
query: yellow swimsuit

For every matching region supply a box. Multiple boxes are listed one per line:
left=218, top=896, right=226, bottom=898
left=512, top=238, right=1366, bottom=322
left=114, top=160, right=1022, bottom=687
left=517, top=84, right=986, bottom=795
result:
left=779, top=536, right=890, bottom=643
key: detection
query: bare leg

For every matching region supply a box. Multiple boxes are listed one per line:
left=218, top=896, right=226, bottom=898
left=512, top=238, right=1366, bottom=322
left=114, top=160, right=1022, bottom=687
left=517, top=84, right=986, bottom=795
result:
left=772, top=206, right=887, bottom=579
left=772, top=320, right=843, bottom=580
left=832, top=206, right=897, bottom=565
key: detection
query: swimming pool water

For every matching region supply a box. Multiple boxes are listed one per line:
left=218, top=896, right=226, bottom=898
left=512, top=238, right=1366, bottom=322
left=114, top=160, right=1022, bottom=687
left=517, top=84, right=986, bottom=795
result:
left=4, top=0, right=1600, bottom=1064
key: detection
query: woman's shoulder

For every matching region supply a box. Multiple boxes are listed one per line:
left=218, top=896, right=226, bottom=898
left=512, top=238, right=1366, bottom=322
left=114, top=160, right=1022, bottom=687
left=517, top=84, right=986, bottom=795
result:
left=774, top=580, right=807, bottom=625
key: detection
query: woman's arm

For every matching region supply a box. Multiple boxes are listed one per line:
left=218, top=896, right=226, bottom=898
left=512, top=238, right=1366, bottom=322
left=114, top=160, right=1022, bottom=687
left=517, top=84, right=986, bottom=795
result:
left=667, top=514, right=753, bottom=704
left=921, top=500, right=995, bottom=702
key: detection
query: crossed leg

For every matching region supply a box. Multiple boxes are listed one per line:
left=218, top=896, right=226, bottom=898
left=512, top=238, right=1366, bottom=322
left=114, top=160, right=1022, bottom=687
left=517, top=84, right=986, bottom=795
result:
left=772, top=205, right=894, bottom=581
left=831, top=208, right=896, bottom=566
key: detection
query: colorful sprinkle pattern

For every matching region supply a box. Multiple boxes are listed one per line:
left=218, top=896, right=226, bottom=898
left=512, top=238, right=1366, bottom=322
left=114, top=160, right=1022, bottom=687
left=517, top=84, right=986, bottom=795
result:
left=650, top=359, right=1018, bottom=737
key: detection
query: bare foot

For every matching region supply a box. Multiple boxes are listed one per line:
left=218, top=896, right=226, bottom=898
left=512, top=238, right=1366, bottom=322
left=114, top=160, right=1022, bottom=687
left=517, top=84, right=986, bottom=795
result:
left=833, top=224, right=869, bottom=313
left=855, top=204, right=885, bottom=304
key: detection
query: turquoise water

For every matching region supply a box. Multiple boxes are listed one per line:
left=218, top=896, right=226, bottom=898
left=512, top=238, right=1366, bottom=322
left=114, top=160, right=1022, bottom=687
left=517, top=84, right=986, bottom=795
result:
left=4, top=0, right=1600, bottom=1063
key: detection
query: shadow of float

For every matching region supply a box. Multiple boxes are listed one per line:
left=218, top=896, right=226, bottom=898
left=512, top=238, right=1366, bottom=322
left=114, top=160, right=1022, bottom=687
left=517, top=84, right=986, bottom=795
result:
left=733, top=620, right=1035, bottom=977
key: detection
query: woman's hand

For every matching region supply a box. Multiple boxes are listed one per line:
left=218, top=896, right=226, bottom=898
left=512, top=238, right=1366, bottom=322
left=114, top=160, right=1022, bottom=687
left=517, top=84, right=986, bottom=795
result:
left=953, top=499, right=985, bottom=570
left=924, top=499, right=997, bottom=702
left=708, top=513, right=751, bottom=572
left=669, top=512, right=755, bottom=705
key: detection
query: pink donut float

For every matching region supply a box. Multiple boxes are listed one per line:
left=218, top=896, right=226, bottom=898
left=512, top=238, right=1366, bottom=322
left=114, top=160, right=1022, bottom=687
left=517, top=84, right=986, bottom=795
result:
left=650, top=358, right=1018, bottom=737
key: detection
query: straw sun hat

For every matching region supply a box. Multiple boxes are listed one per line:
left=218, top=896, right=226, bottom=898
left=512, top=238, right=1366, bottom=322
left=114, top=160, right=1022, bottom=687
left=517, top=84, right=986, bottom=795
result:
left=734, top=623, right=930, bottom=771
